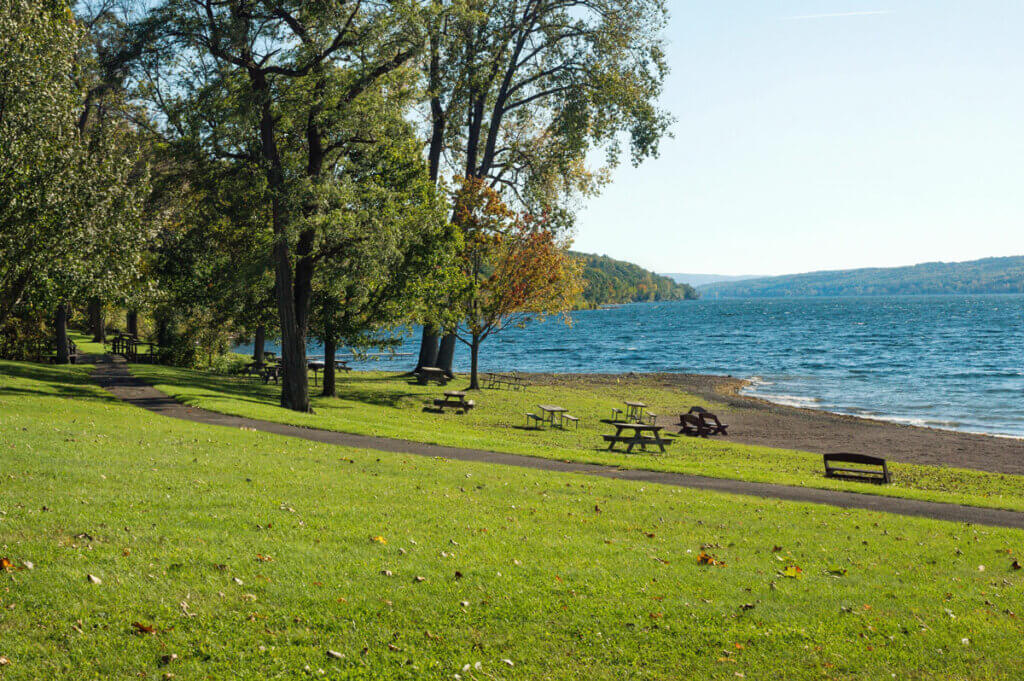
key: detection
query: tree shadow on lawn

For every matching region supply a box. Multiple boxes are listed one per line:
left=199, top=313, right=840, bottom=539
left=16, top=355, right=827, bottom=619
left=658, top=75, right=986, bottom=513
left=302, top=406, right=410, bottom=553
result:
left=0, top=361, right=116, bottom=402
left=155, top=368, right=426, bottom=411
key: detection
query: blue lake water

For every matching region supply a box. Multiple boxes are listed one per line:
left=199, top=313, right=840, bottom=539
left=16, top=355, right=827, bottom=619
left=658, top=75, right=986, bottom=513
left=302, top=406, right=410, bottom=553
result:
left=240, top=295, right=1024, bottom=438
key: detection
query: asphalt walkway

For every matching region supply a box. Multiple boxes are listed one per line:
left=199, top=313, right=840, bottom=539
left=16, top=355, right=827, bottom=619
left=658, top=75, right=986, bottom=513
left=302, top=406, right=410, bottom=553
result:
left=89, top=357, right=1024, bottom=530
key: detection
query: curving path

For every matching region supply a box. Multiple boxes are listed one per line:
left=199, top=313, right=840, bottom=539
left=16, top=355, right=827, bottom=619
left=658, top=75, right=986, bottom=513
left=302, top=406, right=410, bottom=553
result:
left=90, top=356, right=1024, bottom=531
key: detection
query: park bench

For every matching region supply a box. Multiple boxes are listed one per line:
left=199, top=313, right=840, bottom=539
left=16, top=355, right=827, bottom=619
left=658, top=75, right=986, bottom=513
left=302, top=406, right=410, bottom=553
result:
left=562, top=414, right=580, bottom=429
left=524, top=412, right=544, bottom=428
left=40, top=338, right=78, bottom=364
left=416, top=366, right=450, bottom=386
left=823, top=453, right=891, bottom=484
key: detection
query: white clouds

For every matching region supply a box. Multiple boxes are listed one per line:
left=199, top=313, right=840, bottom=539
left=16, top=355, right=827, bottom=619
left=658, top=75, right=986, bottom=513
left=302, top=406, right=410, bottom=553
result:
left=787, top=10, right=894, bottom=20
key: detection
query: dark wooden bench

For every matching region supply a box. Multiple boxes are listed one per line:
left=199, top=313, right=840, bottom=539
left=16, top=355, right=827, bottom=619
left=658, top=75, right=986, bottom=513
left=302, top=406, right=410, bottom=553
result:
left=416, top=367, right=450, bottom=386
left=823, top=453, right=891, bottom=484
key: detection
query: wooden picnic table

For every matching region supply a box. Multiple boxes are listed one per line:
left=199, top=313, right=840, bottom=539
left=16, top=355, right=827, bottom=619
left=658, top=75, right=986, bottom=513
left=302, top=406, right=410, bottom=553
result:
left=537, top=404, right=568, bottom=427
left=624, top=401, right=648, bottom=422
left=307, top=359, right=351, bottom=386
left=434, top=391, right=475, bottom=413
left=604, top=422, right=670, bottom=453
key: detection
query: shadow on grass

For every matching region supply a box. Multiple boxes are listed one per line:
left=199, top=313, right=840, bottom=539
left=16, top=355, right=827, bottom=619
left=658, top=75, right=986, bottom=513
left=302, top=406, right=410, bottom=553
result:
left=0, top=361, right=116, bottom=402
left=143, top=366, right=427, bottom=412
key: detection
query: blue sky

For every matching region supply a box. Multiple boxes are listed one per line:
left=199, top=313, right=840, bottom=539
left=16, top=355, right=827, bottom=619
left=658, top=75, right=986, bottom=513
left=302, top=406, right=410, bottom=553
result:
left=572, top=1, right=1024, bottom=276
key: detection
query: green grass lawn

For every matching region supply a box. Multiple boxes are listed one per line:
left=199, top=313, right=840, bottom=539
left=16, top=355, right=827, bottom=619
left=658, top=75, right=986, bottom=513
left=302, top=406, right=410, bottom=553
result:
left=129, top=365, right=1024, bottom=513
left=1, top=360, right=1022, bottom=679
left=68, top=331, right=106, bottom=356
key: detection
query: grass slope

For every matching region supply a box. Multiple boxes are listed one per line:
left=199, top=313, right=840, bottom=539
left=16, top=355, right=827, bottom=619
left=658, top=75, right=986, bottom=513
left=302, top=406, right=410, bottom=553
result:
left=2, top=361, right=1023, bottom=679
left=129, top=365, right=1024, bottom=513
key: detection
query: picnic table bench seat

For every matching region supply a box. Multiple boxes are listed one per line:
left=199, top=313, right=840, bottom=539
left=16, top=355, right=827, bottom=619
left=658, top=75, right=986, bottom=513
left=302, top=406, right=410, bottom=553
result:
left=823, top=453, right=891, bottom=484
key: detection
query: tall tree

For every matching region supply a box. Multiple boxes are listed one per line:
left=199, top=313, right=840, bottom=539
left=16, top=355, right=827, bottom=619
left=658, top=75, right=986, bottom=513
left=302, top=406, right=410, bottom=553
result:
left=414, top=0, right=672, bottom=373
left=0, top=0, right=150, bottom=353
left=148, top=0, right=424, bottom=411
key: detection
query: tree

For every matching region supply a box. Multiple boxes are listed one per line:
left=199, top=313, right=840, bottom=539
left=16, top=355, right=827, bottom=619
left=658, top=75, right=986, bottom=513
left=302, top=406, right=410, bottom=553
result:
left=0, top=0, right=150, bottom=359
left=450, top=179, right=581, bottom=389
left=414, top=0, right=672, bottom=373
left=308, top=136, right=453, bottom=397
left=147, top=0, right=424, bottom=411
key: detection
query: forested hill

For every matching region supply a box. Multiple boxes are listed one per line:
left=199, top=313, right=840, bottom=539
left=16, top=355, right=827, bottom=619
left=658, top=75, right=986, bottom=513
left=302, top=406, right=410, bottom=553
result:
left=700, top=256, right=1024, bottom=298
left=573, top=252, right=699, bottom=307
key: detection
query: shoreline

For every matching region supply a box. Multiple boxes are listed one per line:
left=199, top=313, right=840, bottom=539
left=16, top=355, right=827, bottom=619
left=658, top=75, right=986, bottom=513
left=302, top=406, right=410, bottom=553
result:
left=519, top=370, right=1024, bottom=476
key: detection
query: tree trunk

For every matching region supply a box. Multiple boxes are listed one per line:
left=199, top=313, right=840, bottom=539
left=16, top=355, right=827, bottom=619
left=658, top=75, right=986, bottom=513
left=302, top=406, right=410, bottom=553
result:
left=415, top=325, right=440, bottom=371
left=322, top=334, right=337, bottom=397
left=469, top=335, right=481, bottom=390
left=437, top=332, right=457, bottom=377
left=55, top=303, right=69, bottom=364
left=251, top=66, right=311, bottom=413
left=89, top=298, right=105, bottom=342
left=253, top=325, right=265, bottom=366
left=274, top=235, right=311, bottom=412
left=126, top=310, right=138, bottom=337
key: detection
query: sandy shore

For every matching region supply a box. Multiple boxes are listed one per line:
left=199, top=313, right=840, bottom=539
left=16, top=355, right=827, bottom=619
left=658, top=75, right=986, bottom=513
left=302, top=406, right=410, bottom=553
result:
left=529, top=372, right=1024, bottom=476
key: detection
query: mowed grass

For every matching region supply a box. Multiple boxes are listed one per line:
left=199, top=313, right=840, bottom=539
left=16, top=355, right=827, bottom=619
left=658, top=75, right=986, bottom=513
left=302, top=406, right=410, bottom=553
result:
left=1, top=361, right=1023, bottom=679
left=131, top=365, right=1024, bottom=512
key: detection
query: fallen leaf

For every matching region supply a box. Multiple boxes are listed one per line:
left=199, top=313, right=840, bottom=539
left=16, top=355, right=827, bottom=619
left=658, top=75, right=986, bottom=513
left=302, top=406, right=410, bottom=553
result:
left=740, top=603, right=756, bottom=611
left=1011, top=560, right=1021, bottom=571
left=697, top=552, right=725, bottom=567
left=87, top=574, right=102, bottom=585
left=371, top=536, right=387, bottom=544
left=380, top=570, right=393, bottom=577
left=413, top=576, right=425, bottom=583
left=781, top=566, right=802, bottom=579
left=454, top=571, right=463, bottom=580
left=232, top=577, right=244, bottom=586
left=159, top=653, right=178, bottom=666
left=132, top=622, right=157, bottom=635
left=255, top=554, right=273, bottom=563
left=502, top=659, right=514, bottom=667
left=827, top=566, right=848, bottom=576
left=0, top=558, right=14, bottom=571
left=327, top=650, right=345, bottom=660
left=0, top=656, right=9, bottom=666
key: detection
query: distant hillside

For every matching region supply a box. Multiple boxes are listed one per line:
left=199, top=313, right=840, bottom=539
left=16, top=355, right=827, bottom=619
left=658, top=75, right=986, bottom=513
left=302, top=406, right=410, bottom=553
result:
left=701, top=256, right=1024, bottom=298
left=663, top=273, right=762, bottom=287
left=573, top=252, right=699, bottom=307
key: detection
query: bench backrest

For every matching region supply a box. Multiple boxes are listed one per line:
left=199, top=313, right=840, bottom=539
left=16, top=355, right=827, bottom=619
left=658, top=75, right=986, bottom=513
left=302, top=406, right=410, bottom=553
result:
left=824, top=453, right=886, bottom=467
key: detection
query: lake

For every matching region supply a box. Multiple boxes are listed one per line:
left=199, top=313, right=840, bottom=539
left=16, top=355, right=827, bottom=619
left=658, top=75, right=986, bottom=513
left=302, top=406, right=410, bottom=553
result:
left=239, top=294, right=1024, bottom=438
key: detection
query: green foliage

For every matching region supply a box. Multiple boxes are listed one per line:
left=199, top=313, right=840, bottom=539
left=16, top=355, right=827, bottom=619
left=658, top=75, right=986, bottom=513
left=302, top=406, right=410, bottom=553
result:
left=573, top=251, right=699, bottom=307
left=703, top=256, right=1024, bottom=298
left=0, top=0, right=151, bottom=334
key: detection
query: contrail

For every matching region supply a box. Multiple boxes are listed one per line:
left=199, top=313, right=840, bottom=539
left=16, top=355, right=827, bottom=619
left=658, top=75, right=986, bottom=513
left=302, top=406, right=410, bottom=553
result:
left=788, top=10, right=894, bottom=20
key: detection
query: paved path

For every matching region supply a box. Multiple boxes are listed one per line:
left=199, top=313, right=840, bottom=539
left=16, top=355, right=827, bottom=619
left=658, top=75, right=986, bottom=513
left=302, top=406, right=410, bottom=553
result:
left=90, top=357, right=1024, bottom=531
